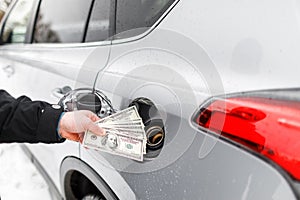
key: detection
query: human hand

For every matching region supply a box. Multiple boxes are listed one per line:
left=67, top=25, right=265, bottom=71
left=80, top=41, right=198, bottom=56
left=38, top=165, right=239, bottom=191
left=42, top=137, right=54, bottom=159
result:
left=58, top=110, right=105, bottom=143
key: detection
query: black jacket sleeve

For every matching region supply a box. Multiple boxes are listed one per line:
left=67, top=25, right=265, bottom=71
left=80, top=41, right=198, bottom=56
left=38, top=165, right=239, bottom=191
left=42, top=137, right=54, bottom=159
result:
left=0, top=90, right=65, bottom=143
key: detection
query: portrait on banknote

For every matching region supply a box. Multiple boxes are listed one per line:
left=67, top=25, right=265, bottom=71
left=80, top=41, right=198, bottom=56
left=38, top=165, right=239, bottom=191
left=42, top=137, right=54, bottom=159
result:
left=101, top=132, right=119, bottom=150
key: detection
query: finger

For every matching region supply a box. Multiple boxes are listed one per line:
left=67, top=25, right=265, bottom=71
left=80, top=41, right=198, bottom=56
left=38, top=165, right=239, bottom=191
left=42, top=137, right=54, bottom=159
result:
left=87, top=122, right=106, bottom=136
left=78, top=133, right=85, bottom=144
left=81, top=110, right=100, bottom=122
left=60, top=130, right=81, bottom=142
left=90, top=114, right=100, bottom=122
left=68, top=134, right=80, bottom=142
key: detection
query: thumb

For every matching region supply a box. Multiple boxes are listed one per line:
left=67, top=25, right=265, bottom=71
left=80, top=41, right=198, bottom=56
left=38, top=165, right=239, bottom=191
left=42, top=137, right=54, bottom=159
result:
left=88, top=122, right=106, bottom=136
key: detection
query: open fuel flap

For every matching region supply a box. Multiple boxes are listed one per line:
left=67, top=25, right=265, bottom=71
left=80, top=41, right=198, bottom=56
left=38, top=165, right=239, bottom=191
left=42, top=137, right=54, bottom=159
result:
left=58, top=88, right=114, bottom=118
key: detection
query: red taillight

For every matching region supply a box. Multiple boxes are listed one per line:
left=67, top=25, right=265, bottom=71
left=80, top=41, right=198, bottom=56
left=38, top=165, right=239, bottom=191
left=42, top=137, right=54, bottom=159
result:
left=194, top=96, right=300, bottom=181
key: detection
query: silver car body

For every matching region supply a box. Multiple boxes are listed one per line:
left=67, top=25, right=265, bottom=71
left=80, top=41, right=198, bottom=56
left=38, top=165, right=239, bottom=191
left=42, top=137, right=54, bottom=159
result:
left=0, top=0, right=300, bottom=199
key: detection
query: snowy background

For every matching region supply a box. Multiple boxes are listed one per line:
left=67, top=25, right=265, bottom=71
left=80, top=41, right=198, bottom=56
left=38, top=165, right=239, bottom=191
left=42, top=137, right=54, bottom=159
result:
left=0, top=144, right=52, bottom=200
left=1, top=2, right=55, bottom=199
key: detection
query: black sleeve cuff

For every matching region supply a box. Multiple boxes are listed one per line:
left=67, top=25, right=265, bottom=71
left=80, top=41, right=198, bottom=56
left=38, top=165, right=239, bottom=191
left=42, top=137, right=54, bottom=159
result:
left=36, top=105, right=65, bottom=143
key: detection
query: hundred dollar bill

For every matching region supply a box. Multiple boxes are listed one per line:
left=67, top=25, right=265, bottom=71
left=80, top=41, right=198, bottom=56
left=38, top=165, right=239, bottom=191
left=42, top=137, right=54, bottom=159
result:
left=102, top=120, right=145, bottom=128
left=99, top=125, right=146, bottom=142
left=100, top=124, right=145, bottom=133
left=104, top=119, right=143, bottom=124
left=97, top=106, right=141, bottom=124
left=83, top=106, right=147, bottom=160
left=98, top=126, right=147, bottom=154
left=100, top=126, right=145, bottom=138
left=83, top=130, right=144, bottom=161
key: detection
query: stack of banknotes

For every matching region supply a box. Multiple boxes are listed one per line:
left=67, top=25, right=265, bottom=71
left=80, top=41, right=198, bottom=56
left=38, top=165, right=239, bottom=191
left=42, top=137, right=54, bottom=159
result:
left=83, top=106, right=146, bottom=161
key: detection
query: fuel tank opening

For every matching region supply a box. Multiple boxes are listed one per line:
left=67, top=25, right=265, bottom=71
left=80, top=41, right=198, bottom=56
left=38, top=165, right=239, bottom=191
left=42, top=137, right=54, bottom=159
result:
left=147, top=126, right=164, bottom=149
left=129, top=98, right=165, bottom=159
